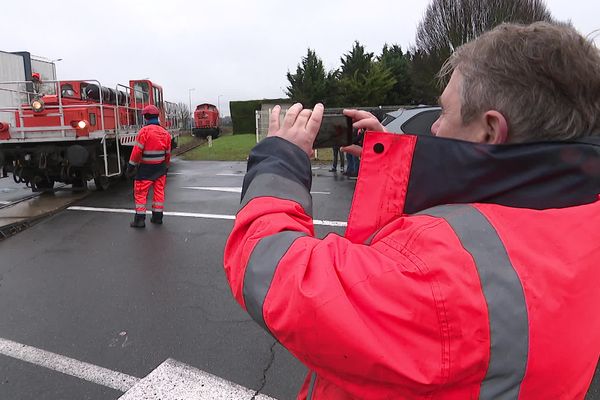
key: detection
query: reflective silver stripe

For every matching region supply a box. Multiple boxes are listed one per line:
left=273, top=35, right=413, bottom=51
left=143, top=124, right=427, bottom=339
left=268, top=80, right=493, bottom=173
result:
left=152, top=202, right=164, bottom=206
left=135, top=204, right=145, bottom=208
left=418, top=204, right=528, bottom=399
left=143, top=150, right=166, bottom=155
left=129, top=161, right=139, bottom=166
left=307, top=372, right=317, bottom=399
left=243, top=231, right=306, bottom=332
left=241, top=173, right=313, bottom=216
left=141, top=156, right=166, bottom=162
left=134, top=141, right=144, bottom=149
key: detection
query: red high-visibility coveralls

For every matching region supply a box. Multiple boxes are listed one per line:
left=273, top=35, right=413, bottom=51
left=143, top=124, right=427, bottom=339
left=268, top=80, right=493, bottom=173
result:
left=224, top=133, right=600, bottom=399
left=129, top=124, right=172, bottom=215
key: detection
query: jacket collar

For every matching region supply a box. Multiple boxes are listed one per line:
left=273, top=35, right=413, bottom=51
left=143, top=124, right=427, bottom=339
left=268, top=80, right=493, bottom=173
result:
left=345, top=132, right=600, bottom=243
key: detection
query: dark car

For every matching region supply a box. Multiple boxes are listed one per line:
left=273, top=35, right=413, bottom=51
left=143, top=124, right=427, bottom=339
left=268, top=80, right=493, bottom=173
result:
left=381, top=106, right=441, bottom=136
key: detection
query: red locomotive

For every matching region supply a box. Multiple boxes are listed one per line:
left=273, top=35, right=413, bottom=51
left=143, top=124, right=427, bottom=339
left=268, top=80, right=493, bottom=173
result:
left=0, top=77, right=179, bottom=191
left=192, top=103, right=220, bottom=138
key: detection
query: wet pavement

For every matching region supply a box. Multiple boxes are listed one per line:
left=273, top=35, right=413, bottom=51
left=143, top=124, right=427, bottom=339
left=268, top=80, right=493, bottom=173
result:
left=0, top=158, right=356, bottom=400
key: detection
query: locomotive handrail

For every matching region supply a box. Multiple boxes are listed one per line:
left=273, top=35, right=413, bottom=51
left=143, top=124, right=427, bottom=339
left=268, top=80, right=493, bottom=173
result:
left=115, top=82, right=149, bottom=131
left=0, top=79, right=109, bottom=135
left=100, top=135, right=122, bottom=178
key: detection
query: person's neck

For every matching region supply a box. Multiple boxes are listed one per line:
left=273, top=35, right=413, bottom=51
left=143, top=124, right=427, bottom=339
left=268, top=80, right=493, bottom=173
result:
left=145, top=117, right=160, bottom=126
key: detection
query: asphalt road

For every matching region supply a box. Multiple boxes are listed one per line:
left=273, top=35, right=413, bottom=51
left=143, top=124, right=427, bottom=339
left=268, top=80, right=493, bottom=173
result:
left=0, top=158, right=355, bottom=400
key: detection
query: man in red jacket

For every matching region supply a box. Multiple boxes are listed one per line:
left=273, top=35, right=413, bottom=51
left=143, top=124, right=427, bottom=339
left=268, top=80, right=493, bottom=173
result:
left=225, top=22, right=600, bottom=399
left=127, top=105, right=172, bottom=228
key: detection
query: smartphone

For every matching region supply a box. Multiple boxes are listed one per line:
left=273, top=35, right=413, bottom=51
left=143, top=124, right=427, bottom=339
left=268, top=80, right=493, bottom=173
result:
left=313, top=114, right=353, bottom=149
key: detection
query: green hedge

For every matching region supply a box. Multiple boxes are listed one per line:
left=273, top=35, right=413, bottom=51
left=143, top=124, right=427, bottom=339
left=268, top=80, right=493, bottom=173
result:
left=230, top=100, right=262, bottom=134
left=230, top=98, right=290, bottom=135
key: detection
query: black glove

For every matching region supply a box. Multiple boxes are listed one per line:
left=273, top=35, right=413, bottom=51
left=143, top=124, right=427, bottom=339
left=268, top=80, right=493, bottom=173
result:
left=125, top=164, right=137, bottom=179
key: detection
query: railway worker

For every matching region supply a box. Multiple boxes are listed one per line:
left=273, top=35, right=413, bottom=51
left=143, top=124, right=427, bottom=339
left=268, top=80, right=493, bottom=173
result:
left=127, top=104, right=171, bottom=228
left=223, top=22, right=600, bottom=399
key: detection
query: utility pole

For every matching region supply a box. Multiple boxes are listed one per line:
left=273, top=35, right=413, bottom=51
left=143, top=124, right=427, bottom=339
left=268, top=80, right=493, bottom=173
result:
left=188, top=88, right=195, bottom=131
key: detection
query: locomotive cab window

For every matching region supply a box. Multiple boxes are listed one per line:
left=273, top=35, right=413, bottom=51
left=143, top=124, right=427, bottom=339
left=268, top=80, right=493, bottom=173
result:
left=61, top=84, right=76, bottom=98
left=134, top=82, right=149, bottom=104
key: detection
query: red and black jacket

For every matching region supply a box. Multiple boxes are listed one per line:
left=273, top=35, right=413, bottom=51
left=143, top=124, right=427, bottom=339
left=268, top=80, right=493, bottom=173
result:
left=224, top=132, right=600, bottom=399
left=129, top=123, right=172, bottom=181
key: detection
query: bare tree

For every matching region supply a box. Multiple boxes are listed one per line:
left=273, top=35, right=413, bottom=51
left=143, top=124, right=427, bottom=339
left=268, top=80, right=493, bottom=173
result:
left=175, top=102, right=191, bottom=130
left=164, top=101, right=180, bottom=129
left=416, top=0, right=554, bottom=54
left=409, top=0, right=555, bottom=103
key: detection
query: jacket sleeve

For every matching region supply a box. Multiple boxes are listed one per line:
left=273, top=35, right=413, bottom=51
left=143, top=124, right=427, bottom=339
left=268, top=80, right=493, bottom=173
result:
left=224, top=137, right=446, bottom=398
left=129, top=128, right=147, bottom=166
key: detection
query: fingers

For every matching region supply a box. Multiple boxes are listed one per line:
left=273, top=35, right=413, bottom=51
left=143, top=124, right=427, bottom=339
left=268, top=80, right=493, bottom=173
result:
left=293, top=108, right=313, bottom=130
left=343, top=109, right=376, bottom=121
left=353, top=118, right=386, bottom=132
left=267, top=105, right=281, bottom=136
left=305, top=103, right=324, bottom=137
left=341, top=144, right=363, bottom=158
left=282, top=103, right=303, bottom=131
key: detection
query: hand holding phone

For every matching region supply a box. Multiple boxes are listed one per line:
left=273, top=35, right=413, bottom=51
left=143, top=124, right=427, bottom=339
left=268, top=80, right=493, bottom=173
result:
left=313, top=114, right=353, bottom=149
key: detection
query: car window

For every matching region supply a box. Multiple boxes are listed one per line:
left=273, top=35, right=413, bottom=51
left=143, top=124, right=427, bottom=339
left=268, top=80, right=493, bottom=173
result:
left=380, top=114, right=396, bottom=126
left=401, top=110, right=441, bottom=136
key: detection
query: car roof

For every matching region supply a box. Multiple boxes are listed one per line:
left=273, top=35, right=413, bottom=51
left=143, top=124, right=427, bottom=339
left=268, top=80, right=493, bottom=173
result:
left=383, top=106, right=441, bottom=133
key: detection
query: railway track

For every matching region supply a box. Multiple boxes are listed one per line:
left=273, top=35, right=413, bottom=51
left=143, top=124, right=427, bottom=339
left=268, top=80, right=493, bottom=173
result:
left=0, top=185, right=88, bottom=240
left=0, top=140, right=205, bottom=240
left=172, top=136, right=206, bottom=156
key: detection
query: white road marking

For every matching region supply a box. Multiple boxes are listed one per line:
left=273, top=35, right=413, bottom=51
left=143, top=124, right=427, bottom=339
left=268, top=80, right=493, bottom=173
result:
left=0, top=337, right=278, bottom=399
left=182, top=186, right=241, bottom=193
left=119, top=358, right=276, bottom=400
left=67, top=206, right=347, bottom=227
left=182, top=186, right=331, bottom=195
left=0, top=200, right=11, bottom=204
left=0, top=337, right=139, bottom=392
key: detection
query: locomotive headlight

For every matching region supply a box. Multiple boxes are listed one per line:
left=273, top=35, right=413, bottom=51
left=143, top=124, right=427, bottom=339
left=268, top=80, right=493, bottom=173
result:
left=31, top=98, right=44, bottom=112
left=70, top=120, right=89, bottom=130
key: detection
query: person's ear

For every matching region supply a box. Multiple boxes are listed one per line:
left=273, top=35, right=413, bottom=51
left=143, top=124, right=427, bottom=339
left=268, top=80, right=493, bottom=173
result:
left=483, top=110, right=508, bottom=144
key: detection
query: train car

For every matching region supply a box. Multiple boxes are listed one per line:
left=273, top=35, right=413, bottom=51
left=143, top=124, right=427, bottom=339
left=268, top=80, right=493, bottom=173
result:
left=0, top=77, right=180, bottom=191
left=192, top=103, right=220, bottom=138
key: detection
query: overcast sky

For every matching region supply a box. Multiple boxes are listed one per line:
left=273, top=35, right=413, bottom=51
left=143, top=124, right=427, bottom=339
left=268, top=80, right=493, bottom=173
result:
left=1, top=0, right=598, bottom=116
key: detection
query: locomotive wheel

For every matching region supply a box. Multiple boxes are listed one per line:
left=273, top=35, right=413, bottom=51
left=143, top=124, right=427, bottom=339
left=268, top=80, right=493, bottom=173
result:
left=72, top=178, right=87, bottom=193
left=94, top=176, right=110, bottom=191
left=34, top=177, right=55, bottom=192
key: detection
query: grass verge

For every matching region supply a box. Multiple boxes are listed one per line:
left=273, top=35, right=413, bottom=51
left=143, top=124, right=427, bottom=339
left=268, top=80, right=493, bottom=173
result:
left=179, top=133, right=339, bottom=164
left=181, top=134, right=256, bottom=161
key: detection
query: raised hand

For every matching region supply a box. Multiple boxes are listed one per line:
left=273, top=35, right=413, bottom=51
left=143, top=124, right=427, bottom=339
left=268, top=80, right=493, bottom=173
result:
left=268, top=103, right=324, bottom=156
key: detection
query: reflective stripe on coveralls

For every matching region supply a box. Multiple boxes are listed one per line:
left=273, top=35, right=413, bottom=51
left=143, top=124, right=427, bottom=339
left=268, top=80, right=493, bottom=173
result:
left=307, top=372, right=317, bottom=399
left=141, top=150, right=167, bottom=163
left=240, top=173, right=313, bottom=216
left=243, top=230, right=306, bottom=332
left=418, top=204, right=529, bottom=400
left=240, top=169, right=312, bottom=332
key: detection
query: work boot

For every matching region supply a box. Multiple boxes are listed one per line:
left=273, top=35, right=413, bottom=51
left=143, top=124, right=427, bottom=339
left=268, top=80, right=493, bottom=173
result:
left=130, top=214, right=146, bottom=228
left=150, top=211, right=163, bottom=224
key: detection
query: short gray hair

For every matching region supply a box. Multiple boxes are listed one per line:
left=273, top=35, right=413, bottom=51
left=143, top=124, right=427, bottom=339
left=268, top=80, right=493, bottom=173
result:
left=440, top=22, right=600, bottom=143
